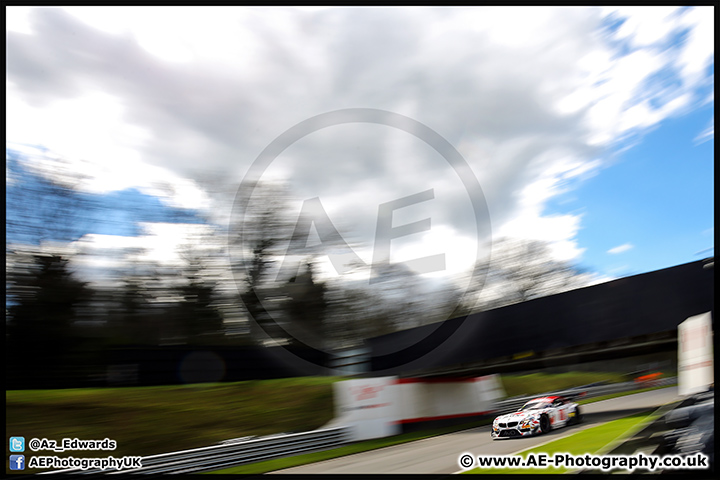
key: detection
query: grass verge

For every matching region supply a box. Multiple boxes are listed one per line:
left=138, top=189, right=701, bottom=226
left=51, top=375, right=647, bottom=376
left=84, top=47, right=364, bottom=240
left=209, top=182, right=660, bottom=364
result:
left=6, top=377, right=339, bottom=474
left=499, top=372, right=629, bottom=398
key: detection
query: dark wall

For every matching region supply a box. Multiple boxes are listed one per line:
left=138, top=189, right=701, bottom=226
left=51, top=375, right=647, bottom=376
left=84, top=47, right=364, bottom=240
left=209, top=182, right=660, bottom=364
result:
left=369, top=260, right=714, bottom=375
left=6, top=345, right=330, bottom=389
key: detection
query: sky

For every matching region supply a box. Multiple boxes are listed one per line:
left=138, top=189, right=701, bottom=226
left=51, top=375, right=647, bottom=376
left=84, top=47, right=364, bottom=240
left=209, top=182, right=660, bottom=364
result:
left=6, top=6, right=715, bottom=294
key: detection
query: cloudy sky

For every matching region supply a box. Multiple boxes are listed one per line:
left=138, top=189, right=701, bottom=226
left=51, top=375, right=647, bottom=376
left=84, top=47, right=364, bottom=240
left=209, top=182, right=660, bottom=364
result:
left=6, top=7, right=714, bottom=290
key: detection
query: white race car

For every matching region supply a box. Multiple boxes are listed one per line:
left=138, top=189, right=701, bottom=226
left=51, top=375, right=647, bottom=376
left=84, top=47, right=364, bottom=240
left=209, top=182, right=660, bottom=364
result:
left=491, top=395, right=582, bottom=439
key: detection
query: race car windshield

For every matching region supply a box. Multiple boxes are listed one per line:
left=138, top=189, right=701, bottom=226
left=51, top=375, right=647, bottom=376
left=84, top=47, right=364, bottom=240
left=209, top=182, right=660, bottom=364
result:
left=520, top=401, right=549, bottom=411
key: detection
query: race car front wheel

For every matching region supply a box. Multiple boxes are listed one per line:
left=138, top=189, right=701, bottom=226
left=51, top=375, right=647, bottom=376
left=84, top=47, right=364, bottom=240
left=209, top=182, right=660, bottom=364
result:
left=539, top=414, right=551, bottom=434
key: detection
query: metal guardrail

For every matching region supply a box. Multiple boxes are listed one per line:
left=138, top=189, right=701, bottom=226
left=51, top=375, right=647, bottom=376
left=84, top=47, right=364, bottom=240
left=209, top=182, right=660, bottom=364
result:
left=493, top=377, right=677, bottom=415
left=40, top=426, right=350, bottom=475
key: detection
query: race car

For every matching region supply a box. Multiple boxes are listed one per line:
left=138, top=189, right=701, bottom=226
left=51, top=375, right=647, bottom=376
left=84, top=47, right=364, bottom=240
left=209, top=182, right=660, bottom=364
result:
left=491, top=395, right=582, bottom=439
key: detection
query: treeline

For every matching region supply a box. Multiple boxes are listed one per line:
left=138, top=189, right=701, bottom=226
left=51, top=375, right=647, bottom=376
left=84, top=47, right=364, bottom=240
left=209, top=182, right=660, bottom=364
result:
left=6, top=148, right=596, bottom=388
left=5, top=249, right=239, bottom=389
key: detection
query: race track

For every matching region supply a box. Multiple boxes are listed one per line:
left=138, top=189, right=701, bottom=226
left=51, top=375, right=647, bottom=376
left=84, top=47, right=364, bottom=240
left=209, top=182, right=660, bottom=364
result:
left=273, top=386, right=679, bottom=475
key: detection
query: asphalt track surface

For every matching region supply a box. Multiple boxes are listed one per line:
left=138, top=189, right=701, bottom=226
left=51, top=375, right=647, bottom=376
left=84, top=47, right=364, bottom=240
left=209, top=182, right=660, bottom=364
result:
left=273, top=386, right=679, bottom=475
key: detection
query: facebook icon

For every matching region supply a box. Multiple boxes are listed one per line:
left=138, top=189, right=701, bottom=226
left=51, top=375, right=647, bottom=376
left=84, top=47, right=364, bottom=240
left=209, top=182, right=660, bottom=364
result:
left=10, top=454, right=25, bottom=470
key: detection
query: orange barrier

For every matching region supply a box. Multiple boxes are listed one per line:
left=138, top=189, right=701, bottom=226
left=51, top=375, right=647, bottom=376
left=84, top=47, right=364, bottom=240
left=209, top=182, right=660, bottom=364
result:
left=635, top=372, right=662, bottom=385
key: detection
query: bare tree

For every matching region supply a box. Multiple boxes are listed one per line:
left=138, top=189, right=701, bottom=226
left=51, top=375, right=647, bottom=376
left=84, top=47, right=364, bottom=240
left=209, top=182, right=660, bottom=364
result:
left=229, top=181, right=296, bottom=345
left=324, top=284, right=398, bottom=350
left=464, top=237, right=595, bottom=312
left=280, top=260, right=329, bottom=349
left=174, top=237, right=227, bottom=345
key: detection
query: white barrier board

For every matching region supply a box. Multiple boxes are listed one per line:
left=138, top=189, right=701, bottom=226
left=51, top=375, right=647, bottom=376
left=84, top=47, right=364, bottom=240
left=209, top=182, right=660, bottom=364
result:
left=331, top=374, right=505, bottom=441
left=678, top=312, right=714, bottom=396
left=333, top=376, right=400, bottom=441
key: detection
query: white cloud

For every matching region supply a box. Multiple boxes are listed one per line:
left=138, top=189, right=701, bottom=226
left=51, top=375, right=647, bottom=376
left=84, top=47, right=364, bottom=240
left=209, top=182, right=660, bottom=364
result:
left=580, top=7, right=713, bottom=145
left=676, top=7, right=714, bottom=87
left=694, top=118, right=714, bottom=145
left=607, top=243, right=634, bottom=254
left=6, top=6, right=35, bottom=34
left=498, top=213, right=586, bottom=262
left=68, top=222, right=229, bottom=287
left=5, top=6, right=714, bottom=284
left=612, top=7, right=680, bottom=47
left=6, top=87, right=149, bottom=166
left=5, top=141, right=212, bottom=213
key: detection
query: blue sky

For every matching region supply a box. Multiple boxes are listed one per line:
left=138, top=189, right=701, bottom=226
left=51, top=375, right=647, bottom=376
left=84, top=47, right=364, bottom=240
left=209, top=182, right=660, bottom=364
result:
left=6, top=148, right=206, bottom=245
left=548, top=103, right=714, bottom=277
left=6, top=6, right=714, bottom=292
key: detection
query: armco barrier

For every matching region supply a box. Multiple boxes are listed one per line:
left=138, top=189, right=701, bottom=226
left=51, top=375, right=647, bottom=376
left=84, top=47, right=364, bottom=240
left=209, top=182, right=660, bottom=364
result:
left=39, top=426, right=350, bottom=475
